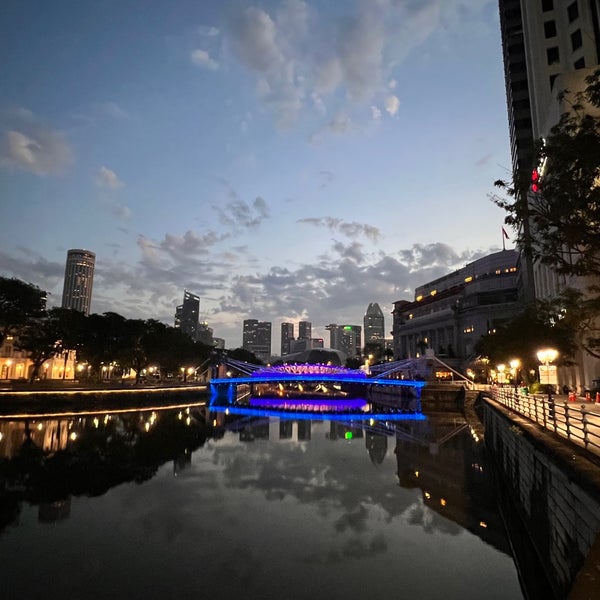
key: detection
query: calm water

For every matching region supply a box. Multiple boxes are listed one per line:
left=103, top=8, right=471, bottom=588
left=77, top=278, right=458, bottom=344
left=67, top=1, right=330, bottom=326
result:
left=0, top=403, right=523, bottom=600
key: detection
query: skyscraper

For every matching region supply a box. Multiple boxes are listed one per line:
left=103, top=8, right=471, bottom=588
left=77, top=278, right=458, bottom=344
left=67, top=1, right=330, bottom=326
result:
left=243, top=319, right=272, bottom=363
left=174, top=290, right=200, bottom=340
left=298, top=321, right=312, bottom=340
left=61, top=249, right=95, bottom=316
left=498, top=0, right=600, bottom=302
left=281, top=322, right=294, bottom=355
left=326, top=324, right=362, bottom=358
left=364, top=303, right=385, bottom=347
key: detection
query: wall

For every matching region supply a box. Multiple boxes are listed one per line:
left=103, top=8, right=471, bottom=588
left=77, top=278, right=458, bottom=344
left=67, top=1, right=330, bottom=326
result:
left=483, top=400, right=600, bottom=598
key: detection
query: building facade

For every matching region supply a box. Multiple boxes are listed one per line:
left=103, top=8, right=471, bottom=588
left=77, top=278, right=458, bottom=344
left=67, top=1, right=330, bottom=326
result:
left=326, top=324, right=362, bottom=358
left=392, top=251, right=522, bottom=366
left=498, top=0, right=600, bottom=389
left=364, top=303, right=385, bottom=347
left=174, top=290, right=200, bottom=341
left=61, top=249, right=95, bottom=316
left=243, top=319, right=272, bottom=363
left=0, top=335, right=76, bottom=381
left=281, top=322, right=294, bottom=356
left=298, top=321, right=312, bottom=340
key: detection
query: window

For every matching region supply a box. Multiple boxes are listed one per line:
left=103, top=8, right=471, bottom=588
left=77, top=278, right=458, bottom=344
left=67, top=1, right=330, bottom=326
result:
left=550, top=73, right=559, bottom=89
left=571, top=29, right=582, bottom=50
left=546, top=46, right=559, bottom=64
left=544, top=20, right=557, bottom=38
left=574, top=57, right=586, bottom=69
left=542, top=0, right=553, bottom=12
left=568, top=1, right=579, bottom=22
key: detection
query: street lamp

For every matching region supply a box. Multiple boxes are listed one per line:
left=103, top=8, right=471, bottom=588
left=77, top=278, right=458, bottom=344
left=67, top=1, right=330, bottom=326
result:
left=537, top=348, right=558, bottom=416
left=496, top=363, right=506, bottom=385
left=509, top=358, right=521, bottom=388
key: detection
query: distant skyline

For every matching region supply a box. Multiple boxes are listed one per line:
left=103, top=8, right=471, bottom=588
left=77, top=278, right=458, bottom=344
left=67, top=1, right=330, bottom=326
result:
left=0, top=0, right=513, bottom=348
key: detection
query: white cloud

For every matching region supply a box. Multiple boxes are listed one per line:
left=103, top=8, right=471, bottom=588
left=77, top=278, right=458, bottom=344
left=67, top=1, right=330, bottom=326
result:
left=0, top=115, right=73, bottom=175
left=371, top=105, right=382, bottom=120
left=384, top=94, right=400, bottom=116
left=190, top=49, right=219, bottom=70
left=96, top=166, right=124, bottom=189
left=223, top=0, right=480, bottom=133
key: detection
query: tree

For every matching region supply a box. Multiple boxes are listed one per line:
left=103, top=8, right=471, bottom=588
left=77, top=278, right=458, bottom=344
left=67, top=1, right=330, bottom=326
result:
left=14, top=309, right=64, bottom=382
left=474, top=305, right=577, bottom=383
left=493, top=68, right=600, bottom=277
left=0, top=277, right=46, bottom=345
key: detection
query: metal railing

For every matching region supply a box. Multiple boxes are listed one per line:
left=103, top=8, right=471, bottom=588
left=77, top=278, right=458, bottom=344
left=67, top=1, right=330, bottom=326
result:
left=488, top=387, right=600, bottom=458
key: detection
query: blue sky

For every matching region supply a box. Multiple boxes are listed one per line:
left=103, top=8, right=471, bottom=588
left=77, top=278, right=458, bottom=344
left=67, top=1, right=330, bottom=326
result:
left=0, top=0, right=513, bottom=349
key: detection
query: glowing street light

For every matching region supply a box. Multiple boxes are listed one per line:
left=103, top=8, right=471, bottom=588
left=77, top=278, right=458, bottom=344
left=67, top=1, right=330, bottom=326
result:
left=496, top=363, right=506, bottom=385
left=537, top=348, right=558, bottom=414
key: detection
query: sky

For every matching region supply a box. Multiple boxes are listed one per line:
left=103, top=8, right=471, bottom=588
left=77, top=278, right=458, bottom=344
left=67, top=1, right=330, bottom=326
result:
left=0, top=0, right=514, bottom=350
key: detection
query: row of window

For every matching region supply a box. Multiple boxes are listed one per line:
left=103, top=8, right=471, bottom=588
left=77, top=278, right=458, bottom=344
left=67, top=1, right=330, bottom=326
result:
left=542, top=0, right=579, bottom=22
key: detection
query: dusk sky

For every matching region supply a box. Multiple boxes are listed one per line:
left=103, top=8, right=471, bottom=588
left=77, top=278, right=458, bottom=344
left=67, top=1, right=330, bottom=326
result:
left=0, top=0, right=514, bottom=349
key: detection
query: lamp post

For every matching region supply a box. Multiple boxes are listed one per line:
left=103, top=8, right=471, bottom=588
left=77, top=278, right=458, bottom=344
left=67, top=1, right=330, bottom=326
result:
left=497, top=363, right=506, bottom=386
left=509, top=358, right=521, bottom=389
left=537, top=348, right=558, bottom=418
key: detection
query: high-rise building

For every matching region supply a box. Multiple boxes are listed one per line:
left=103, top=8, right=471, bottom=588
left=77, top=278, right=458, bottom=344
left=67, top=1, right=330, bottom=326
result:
left=364, top=303, right=385, bottom=347
left=298, top=321, right=312, bottom=340
left=174, top=290, right=200, bottom=341
left=326, top=324, right=362, bottom=358
left=498, top=0, right=600, bottom=389
left=243, top=319, right=272, bottom=363
left=498, top=0, right=600, bottom=302
left=61, top=249, right=95, bottom=316
left=281, top=322, right=294, bottom=355
left=197, top=321, right=214, bottom=346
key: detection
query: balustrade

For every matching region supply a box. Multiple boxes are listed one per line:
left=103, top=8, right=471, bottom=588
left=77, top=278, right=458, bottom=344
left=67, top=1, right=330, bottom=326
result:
left=489, top=387, right=600, bottom=458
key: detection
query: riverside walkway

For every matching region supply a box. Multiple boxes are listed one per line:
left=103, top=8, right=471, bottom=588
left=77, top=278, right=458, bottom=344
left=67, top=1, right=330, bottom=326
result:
left=487, top=386, right=600, bottom=459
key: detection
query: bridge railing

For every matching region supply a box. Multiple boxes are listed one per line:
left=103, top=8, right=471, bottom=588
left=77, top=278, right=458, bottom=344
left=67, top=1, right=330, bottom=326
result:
left=488, top=387, right=600, bottom=458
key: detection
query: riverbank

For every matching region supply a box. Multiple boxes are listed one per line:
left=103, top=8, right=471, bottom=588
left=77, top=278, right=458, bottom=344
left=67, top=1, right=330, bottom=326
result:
left=0, top=380, right=209, bottom=415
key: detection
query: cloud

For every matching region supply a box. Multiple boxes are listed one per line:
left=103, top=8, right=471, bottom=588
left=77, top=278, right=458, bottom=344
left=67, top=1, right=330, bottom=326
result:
left=384, top=94, right=400, bottom=116
left=214, top=195, right=270, bottom=230
left=371, top=105, right=382, bottom=121
left=0, top=111, right=73, bottom=175
left=96, top=166, right=124, bottom=189
left=223, top=0, right=458, bottom=130
left=298, top=217, right=381, bottom=242
left=190, top=49, right=219, bottom=70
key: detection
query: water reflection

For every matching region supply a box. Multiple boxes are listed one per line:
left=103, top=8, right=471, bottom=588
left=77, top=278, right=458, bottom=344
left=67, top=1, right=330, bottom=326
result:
left=0, top=403, right=523, bottom=599
left=0, top=405, right=210, bottom=532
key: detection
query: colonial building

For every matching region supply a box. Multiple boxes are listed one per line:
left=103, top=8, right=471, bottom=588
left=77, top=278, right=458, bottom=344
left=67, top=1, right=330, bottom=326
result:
left=392, top=250, right=522, bottom=367
left=0, top=335, right=76, bottom=381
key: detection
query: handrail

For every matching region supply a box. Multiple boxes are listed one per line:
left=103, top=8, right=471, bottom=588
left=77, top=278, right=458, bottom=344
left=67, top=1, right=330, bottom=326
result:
left=487, top=387, right=600, bottom=459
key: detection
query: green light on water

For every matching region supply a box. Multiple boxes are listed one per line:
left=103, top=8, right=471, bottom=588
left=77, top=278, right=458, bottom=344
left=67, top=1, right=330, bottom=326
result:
left=345, top=431, right=353, bottom=440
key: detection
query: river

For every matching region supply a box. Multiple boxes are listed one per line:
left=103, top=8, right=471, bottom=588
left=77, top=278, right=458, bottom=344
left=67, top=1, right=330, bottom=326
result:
left=0, top=402, right=524, bottom=599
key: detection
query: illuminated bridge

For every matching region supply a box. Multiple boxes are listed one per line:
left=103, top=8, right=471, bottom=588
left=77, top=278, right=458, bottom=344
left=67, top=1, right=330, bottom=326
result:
left=209, top=360, right=426, bottom=420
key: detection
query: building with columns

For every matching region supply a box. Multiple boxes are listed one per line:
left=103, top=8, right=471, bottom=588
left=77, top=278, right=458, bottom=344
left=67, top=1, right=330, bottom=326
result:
left=392, top=251, right=522, bottom=366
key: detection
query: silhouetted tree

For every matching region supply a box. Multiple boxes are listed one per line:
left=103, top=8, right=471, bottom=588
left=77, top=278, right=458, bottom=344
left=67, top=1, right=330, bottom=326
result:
left=0, top=277, right=46, bottom=345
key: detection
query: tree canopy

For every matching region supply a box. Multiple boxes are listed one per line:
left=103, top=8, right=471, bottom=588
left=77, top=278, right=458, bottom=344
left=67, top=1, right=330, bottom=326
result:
left=0, top=277, right=46, bottom=345
left=493, top=68, right=600, bottom=277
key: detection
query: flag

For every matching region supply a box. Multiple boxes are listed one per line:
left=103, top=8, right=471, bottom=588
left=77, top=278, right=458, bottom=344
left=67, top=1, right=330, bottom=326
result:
left=502, top=227, right=509, bottom=239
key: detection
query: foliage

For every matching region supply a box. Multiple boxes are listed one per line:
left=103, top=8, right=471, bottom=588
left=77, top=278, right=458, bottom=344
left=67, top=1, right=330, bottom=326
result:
left=493, top=68, right=600, bottom=277
left=539, top=287, right=600, bottom=359
left=14, top=308, right=65, bottom=382
left=474, top=305, right=577, bottom=383
left=0, top=277, right=46, bottom=345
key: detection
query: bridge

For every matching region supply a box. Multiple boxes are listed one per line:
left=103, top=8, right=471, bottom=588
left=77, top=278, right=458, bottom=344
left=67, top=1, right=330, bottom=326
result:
left=209, top=359, right=426, bottom=418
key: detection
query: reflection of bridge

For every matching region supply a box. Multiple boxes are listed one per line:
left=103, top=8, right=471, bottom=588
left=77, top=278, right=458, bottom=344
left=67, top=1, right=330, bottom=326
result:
left=209, top=359, right=426, bottom=412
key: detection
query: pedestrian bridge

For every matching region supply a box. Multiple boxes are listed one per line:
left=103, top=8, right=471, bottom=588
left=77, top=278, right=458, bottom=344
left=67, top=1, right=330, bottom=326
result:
left=209, top=360, right=426, bottom=417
